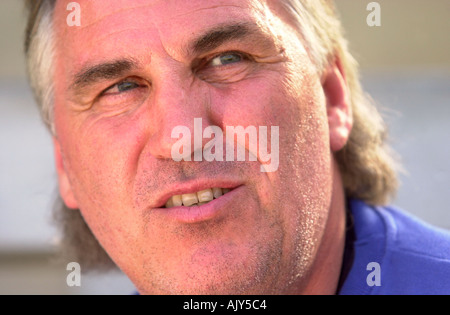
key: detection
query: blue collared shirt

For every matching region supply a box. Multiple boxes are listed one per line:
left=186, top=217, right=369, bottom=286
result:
left=339, top=199, right=450, bottom=295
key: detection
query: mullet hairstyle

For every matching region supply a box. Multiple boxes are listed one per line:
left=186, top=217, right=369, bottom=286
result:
left=24, top=0, right=399, bottom=270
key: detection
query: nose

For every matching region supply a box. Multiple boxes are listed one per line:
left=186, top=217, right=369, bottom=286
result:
left=145, top=69, right=213, bottom=160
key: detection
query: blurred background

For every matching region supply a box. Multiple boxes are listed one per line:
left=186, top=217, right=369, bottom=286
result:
left=0, top=0, right=449, bottom=294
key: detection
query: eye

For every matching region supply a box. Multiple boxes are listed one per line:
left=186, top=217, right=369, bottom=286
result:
left=195, top=51, right=254, bottom=83
left=95, top=78, right=149, bottom=112
left=102, top=79, right=141, bottom=96
left=209, top=52, right=244, bottom=67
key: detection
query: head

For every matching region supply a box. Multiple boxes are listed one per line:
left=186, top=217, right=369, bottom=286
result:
left=25, top=0, right=398, bottom=294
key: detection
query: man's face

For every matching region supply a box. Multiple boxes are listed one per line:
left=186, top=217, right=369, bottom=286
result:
left=53, top=0, right=346, bottom=294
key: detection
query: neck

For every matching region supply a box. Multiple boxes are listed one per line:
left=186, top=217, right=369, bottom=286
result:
left=299, top=160, right=347, bottom=295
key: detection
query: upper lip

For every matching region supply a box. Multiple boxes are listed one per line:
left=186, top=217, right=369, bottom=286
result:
left=151, top=178, right=243, bottom=209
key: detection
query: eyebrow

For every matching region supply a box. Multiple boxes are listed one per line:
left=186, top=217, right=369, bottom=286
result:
left=191, top=22, right=265, bottom=55
left=69, top=23, right=269, bottom=93
left=70, top=59, right=138, bottom=92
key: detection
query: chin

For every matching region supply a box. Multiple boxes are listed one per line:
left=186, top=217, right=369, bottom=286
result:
left=133, top=242, right=283, bottom=295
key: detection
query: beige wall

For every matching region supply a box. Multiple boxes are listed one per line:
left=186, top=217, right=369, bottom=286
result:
left=0, top=1, right=27, bottom=79
left=335, top=0, right=450, bottom=70
left=0, top=251, right=73, bottom=295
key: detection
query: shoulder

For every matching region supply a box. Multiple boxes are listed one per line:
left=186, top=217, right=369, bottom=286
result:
left=379, top=204, right=450, bottom=261
left=376, top=203, right=450, bottom=295
left=342, top=200, right=450, bottom=295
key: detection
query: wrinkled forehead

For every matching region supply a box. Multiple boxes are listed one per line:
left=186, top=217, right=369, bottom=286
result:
left=52, top=0, right=278, bottom=46
left=54, top=0, right=267, bottom=22
left=53, top=0, right=292, bottom=68
left=51, top=0, right=298, bottom=86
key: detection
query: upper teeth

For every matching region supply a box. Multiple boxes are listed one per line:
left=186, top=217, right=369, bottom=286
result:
left=165, top=188, right=231, bottom=208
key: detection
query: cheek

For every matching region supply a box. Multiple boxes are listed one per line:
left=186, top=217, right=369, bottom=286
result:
left=208, top=66, right=331, bottom=183
left=55, top=101, right=150, bottom=211
left=54, top=105, right=153, bottom=261
left=205, top=64, right=333, bottom=247
left=208, top=77, right=283, bottom=128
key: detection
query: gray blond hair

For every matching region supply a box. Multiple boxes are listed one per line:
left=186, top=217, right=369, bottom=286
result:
left=25, top=0, right=56, bottom=134
left=24, top=0, right=399, bottom=269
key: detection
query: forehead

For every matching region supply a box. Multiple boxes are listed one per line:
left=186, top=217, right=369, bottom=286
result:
left=53, top=0, right=279, bottom=62
left=60, top=0, right=266, bottom=21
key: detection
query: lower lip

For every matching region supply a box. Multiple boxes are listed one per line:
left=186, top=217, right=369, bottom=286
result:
left=152, top=186, right=244, bottom=224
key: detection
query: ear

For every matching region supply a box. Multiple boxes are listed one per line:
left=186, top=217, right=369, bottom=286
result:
left=322, top=59, right=353, bottom=152
left=53, top=138, right=79, bottom=209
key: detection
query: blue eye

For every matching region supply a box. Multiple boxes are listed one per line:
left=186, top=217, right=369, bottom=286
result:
left=116, top=81, right=139, bottom=92
left=103, top=80, right=140, bottom=95
left=210, top=53, right=243, bottom=66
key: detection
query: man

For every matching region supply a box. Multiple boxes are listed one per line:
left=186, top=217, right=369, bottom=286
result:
left=24, top=0, right=450, bottom=295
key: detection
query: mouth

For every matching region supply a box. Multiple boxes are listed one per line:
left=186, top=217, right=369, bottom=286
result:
left=164, top=188, right=232, bottom=208
left=149, top=179, right=244, bottom=223
left=151, top=184, right=244, bottom=224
